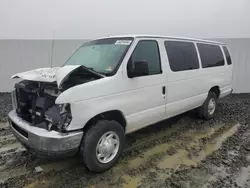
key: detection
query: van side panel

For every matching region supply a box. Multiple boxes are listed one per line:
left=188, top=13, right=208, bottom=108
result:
left=164, top=41, right=232, bottom=118
left=66, top=39, right=232, bottom=133
left=66, top=38, right=168, bottom=133
left=68, top=76, right=166, bottom=133
left=220, top=45, right=233, bottom=98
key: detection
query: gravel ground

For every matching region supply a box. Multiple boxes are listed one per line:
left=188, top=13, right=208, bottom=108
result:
left=0, top=93, right=250, bottom=188
left=0, top=93, right=12, bottom=122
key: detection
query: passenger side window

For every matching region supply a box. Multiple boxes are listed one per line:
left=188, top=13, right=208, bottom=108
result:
left=222, top=46, right=232, bottom=65
left=128, top=40, right=162, bottom=76
left=197, top=43, right=225, bottom=68
left=164, top=41, right=199, bottom=72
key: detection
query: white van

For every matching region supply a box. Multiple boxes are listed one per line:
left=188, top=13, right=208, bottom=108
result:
left=8, top=35, right=233, bottom=172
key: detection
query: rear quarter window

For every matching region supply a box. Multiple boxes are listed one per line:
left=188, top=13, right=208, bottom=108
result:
left=197, top=43, right=225, bottom=68
left=222, top=46, right=232, bottom=65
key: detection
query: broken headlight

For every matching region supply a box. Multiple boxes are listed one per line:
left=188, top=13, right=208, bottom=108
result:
left=45, top=103, right=72, bottom=132
left=57, top=104, right=70, bottom=113
left=57, top=103, right=72, bottom=132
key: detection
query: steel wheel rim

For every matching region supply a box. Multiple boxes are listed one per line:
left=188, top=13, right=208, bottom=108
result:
left=96, top=131, right=120, bottom=164
left=208, top=98, right=216, bottom=115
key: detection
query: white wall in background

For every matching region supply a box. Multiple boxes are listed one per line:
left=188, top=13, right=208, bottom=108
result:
left=0, top=40, right=86, bottom=91
left=0, top=38, right=249, bottom=93
left=215, top=38, right=250, bottom=93
left=1, top=0, right=250, bottom=92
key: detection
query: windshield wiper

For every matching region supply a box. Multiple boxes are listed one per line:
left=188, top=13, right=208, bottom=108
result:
left=84, top=66, right=114, bottom=77
left=81, top=65, right=106, bottom=77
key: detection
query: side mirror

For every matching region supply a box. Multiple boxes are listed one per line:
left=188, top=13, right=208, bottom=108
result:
left=127, top=60, right=149, bottom=78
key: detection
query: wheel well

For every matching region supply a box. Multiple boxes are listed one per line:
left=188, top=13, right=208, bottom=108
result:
left=209, top=86, right=220, bottom=98
left=83, top=110, right=126, bottom=132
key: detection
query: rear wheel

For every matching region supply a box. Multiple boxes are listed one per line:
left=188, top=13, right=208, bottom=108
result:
left=80, top=120, right=125, bottom=172
left=198, top=92, right=218, bottom=119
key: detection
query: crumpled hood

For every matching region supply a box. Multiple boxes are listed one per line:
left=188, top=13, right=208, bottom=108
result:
left=11, top=65, right=100, bottom=88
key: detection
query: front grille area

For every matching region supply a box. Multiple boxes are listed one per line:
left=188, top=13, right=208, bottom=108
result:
left=11, top=121, right=28, bottom=139
left=15, top=87, right=34, bottom=123
left=12, top=81, right=63, bottom=131
left=13, top=81, right=58, bottom=129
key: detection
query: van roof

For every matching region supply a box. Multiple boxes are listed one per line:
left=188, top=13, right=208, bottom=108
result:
left=105, top=34, right=225, bottom=45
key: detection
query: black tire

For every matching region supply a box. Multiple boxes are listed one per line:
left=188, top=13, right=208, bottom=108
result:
left=198, top=92, right=218, bottom=120
left=80, top=120, right=125, bottom=173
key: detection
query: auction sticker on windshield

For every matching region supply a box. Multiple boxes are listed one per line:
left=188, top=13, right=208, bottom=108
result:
left=115, top=40, right=132, bottom=45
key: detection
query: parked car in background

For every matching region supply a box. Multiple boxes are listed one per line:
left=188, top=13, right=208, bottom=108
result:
left=8, top=35, right=233, bottom=172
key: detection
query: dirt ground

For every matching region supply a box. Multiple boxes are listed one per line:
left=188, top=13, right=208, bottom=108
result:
left=0, top=94, right=250, bottom=188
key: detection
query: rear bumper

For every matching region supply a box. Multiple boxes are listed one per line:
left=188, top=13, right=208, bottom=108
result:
left=230, top=88, right=233, bottom=94
left=8, top=110, right=83, bottom=156
left=220, top=88, right=233, bottom=98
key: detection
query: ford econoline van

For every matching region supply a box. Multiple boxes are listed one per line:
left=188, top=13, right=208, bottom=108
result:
left=8, top=35, right=233, bottom=172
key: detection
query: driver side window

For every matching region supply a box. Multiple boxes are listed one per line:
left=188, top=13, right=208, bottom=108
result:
left=127, top=40, right=162, bottom=76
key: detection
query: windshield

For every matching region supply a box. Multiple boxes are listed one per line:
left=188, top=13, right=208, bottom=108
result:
left=64, top=37, right=134, bottom=75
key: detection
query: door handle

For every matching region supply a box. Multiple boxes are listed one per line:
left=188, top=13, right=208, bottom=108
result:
left=162, top=86, right=166, bottom=95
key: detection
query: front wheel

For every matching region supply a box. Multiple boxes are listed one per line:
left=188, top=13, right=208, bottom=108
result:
left=80, top=120, right=125, bottom=173
left=198, top=92, right=218, bottom=120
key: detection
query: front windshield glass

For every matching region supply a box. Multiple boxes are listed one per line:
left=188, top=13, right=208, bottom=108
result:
left=64, top=37, right=134, bottom=75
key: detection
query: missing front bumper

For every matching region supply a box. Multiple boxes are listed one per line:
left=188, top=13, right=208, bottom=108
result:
left=8, top=110, right=83, bottom=156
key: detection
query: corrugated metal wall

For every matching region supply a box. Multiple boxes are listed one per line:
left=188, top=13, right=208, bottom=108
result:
left=0, top=40, right=86, bottom=92
left=213, top=38, right=250, bottom=93
left=0, top=38, right=249, bottom=93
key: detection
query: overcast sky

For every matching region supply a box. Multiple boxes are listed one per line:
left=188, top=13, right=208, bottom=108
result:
left=1, top=0, right=250, bottom=39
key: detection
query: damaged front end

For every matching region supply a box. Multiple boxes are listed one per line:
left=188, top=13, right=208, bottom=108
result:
left=8, top=65, right=103, bottom=156
left=12, top=80, right=72, bottom=132
left=11, top=65, right=103, bottom=133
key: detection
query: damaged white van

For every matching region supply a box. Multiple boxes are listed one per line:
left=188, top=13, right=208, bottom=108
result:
left=8, top=35, right=233, bottom=172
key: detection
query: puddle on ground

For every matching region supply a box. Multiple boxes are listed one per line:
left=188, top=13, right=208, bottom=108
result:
left=125, top=123, right=181, bottom=153
left=191, top=123, right=240, bottom=162
left=0, top=134, right=15, bottom=141
left=22, top=123, right=240, bottom=188
left=185, top=123, right=226, bottom=148
left=39, top=157, right=81, bottom=172
left=24, top=158, right=82, bottom=188
left=0, top=142, right=23, bottom=153
left=158, top=123, right=239, bottom=169
left=128, top=123, right=227, bottom=170
left=158, top=149, right=193, bottom=169
left=126, top=123, right=188, bottom=169
left=25, top=180, right=51, bottom=188
left=128, top=143, right=171, bottom=169
left=126, top=123, right=240, bottom=179
left=122, top=175, right=142, bottom=188
left=118, top=123, right=240, bottom=187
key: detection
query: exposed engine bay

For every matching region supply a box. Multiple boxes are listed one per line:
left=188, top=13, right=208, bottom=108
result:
left=12, top=66, right=102, bottom=132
